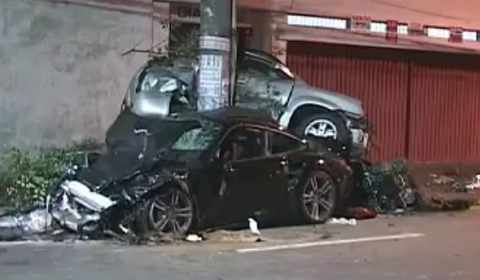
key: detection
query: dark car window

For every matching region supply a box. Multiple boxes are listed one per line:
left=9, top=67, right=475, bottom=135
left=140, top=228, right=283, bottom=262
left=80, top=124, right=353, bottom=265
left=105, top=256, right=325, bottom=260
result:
left=238, top=58, right=270, bottom=80
left=239, top=58, right=290, bottom=81
left=219, top=126, right=267, bottom=161
left=268, top=131, right=304, bottom=155
left=171, top=120, right=222, bottom=152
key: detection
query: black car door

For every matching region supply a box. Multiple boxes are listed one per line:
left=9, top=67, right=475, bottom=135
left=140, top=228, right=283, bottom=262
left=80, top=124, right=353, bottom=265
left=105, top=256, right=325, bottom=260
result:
left=219, top=126, right=274, bottom=221
left=225, top=158, right=273, bottom=219
left=263, top=129, right=308, bottom=211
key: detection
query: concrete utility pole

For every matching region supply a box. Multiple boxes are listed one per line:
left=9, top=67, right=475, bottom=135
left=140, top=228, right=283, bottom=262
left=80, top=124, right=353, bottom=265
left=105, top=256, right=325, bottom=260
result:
left=197, top=0, right=234, bottom=111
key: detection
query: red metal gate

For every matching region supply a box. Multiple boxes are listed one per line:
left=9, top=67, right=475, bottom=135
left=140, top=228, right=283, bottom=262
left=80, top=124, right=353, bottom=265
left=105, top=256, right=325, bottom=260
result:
left=287, top=42, right=409, bottom=162
left=408, top=52, right=480, bottom=161
left=287, top=41, right=480, bottom=162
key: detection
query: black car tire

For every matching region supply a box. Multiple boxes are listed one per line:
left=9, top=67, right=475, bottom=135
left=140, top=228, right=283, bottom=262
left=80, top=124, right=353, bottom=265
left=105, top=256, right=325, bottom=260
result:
left=135, top=186, right=196, bottom=238
left=296, top=170, right=337, bottom=224
left=293, top=113, right=349, bottom=145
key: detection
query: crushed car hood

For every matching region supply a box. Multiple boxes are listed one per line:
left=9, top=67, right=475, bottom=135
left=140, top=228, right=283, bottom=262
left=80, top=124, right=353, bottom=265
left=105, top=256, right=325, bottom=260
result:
left=79, top=110, right=193, bottom=186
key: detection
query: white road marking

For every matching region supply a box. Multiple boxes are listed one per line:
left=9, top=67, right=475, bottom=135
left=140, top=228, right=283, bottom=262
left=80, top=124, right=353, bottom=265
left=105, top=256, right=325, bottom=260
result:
left=237, top=233, right=426, bottom=253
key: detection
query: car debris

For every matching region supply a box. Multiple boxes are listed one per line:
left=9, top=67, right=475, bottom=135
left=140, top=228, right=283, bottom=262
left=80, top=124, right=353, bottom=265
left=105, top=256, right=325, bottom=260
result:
left=185, top=234, right=203, bottom=242
left=326, top=217, right=357, bottom=226
left=0, top=205, right=52, bottom=241
left=353, top=159, right=416, bottom=214
left=343, top=206, right=378, bottom=220
left=465, top=174, right=480, bottom=191
left=411, top=167, right=480, bottom=211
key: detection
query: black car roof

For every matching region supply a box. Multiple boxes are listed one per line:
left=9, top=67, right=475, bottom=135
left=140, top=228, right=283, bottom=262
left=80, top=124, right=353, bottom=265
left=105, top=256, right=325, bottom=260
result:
left=180, top=107, right=279, bottom=127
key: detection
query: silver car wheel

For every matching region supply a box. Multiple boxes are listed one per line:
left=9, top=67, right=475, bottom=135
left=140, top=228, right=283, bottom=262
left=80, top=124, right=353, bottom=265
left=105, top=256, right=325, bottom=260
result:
left=303, top=174, right=335, bottom=221
left=304, top=119, right=338, bottom=140
left=148, top=188, right=194, bottom=236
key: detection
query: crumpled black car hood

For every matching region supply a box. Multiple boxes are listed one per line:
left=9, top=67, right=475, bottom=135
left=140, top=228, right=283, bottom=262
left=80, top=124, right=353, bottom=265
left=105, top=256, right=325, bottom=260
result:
left=77, top=109, right=192, bottom=187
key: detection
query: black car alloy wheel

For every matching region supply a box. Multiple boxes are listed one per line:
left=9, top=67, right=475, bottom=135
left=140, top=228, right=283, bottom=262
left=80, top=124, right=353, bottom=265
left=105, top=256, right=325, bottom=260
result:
left=299, top=170, right=337, bottom=223
left=148, top=187, right=194, bottom=236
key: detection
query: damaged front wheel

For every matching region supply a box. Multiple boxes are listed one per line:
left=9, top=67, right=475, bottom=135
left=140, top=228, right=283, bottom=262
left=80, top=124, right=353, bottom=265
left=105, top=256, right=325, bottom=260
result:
left=143, top=187, right=195, bottom=237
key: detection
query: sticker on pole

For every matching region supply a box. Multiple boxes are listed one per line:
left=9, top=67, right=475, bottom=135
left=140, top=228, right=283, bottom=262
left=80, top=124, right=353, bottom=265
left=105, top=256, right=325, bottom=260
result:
left=197, top=54, right=229, bottom=110
left=199, top=36, right=231, bottom=51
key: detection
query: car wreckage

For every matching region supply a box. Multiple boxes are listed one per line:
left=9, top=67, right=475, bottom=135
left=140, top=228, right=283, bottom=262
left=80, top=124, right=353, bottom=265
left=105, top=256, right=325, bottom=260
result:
left=122, top=49, right=369, bottom=158
left=1, top=48, right=372, bottom=241
left=0, top=107, right=354, bottom=241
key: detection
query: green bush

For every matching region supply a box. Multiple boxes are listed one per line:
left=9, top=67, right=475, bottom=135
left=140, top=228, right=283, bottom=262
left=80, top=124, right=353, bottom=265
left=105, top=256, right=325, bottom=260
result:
left=0, top=139, right=103, bottom=208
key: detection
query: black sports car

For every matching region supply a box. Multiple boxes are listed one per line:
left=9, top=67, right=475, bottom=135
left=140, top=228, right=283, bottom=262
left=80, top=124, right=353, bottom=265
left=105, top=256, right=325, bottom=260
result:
left=50, top=107, right=353, bottom=237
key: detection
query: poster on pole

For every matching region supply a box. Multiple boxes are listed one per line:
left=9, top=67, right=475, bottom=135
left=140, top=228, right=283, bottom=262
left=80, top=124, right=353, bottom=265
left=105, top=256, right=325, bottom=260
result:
left=198, top=54, right=229, bottom=110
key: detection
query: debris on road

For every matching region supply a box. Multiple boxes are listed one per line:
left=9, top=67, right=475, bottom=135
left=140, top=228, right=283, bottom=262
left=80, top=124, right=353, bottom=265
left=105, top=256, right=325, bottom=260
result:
left=465, top=175, right=480, bottom=191
left=327, top=217, right=357, bottom=226
left=351, top=160, right=480, bottom=213
left=409, top=162, right=480, bottom=211
left=185, top=234, right=203, bottom=242
left=0, top=205, right=52, bottom=241
left=343, top=207, right=378, bottom=220
left=350, top=159, right=415, bottom=214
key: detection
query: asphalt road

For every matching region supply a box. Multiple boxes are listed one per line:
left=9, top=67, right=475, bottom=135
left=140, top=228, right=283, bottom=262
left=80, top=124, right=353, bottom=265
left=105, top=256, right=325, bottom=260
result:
left=1, top=211, right=479, bottom=280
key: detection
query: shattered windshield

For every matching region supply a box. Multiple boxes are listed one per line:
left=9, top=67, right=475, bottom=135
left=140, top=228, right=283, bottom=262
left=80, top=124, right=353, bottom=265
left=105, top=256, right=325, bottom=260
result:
left=105, top=110, right=222, bottom=161
left=172, top=122, right=220, bottom=150
left=135, top=64, right=193, bottom=94
left=136, top=66, right=178, bottom=94
left=165, top=119, right=223, bottom=159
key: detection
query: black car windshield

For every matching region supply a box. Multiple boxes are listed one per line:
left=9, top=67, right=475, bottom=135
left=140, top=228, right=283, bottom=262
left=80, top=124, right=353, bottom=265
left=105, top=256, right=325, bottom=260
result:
left=161, top=118, right=223, bottom=160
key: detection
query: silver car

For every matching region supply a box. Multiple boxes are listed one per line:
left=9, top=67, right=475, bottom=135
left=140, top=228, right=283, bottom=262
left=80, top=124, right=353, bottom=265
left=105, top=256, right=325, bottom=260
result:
left=121, top=49, right=369, bottom=157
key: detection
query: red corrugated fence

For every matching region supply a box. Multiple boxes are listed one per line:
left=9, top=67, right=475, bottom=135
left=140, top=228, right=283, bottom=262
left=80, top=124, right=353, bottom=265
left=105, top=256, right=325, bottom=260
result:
left=408, top=53, right=480, bottom=161
left=287, top=41, right=480, bottom=162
